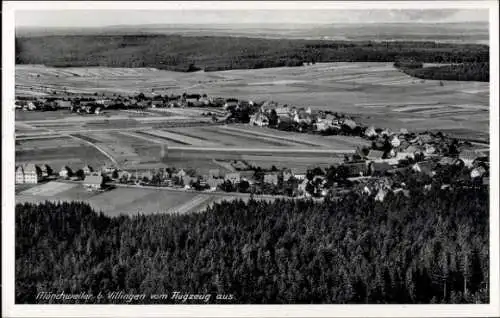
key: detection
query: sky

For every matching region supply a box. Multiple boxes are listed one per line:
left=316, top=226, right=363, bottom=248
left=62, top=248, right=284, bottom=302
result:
left=15, top=9, right=489, bottom=28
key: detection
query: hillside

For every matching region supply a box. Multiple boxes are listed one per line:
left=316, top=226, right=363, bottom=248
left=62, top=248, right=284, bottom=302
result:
left=15, top=34, right=489, bottom=76
left=16, top=186, right=488, bottom=304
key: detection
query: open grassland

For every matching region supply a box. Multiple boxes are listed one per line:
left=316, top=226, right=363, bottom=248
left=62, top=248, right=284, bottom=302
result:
left=15, top=136, right=112, bottom=171
left=15, top=183, right=242, bottom=216
left=221, top=124, right=371, bottom=148
left=16, top=62, right=489, bottom=140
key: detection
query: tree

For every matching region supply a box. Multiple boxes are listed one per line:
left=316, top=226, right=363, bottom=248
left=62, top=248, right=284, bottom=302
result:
left=268, top=109, right=279, bottom=127
left=75, top=169, right=85, bottom=180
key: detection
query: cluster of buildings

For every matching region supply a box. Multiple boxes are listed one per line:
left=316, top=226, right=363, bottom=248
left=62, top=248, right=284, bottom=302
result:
left=249, top=101, right=358, bottom=133
left=15, top=163, right=104, bottom=191
left=15, top=92, right=249, bottom=114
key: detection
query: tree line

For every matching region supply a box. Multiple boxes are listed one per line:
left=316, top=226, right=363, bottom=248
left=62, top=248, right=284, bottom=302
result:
left=16, top=184, right=488, bottom=304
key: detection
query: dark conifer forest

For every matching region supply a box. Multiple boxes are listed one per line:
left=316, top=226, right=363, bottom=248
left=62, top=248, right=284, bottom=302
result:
left=15, top=34, right=489, bottom=81
left=16, top=186, right=489, bottom=304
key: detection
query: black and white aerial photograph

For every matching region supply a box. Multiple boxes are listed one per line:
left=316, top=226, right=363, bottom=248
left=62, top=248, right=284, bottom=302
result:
left=3, top=1, right=499, bottom=316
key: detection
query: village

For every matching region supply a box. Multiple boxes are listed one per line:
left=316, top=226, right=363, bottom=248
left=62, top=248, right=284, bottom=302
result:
left=15, top=90, right=490, bottom=203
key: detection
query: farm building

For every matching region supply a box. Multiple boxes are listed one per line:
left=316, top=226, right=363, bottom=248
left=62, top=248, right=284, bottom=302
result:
left=263, top=173, right=279, bottom=185
left=83, top=173, right=104, bottom=191
left=15, top=164, right=42, bottom=184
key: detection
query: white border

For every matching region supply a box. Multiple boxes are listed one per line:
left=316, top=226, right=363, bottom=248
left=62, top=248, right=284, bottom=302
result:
left=2, top=1, right=499, bottom=317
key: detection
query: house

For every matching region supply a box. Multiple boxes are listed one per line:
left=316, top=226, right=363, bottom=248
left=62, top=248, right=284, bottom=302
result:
left=315, top=121, right=331, bottom=132
left=117, top=170, right=130, bottom=180
left=380, top=128, right=392, bottom=137
left=293, top=110, right=312, bottom=125
left=390, top=136, right=401, bottom=148
left=249, top=112, right=269, bottom=127
left=175, top=169, right=187, bottom=179
left=459, top=150, right=480, bottom=168
left=275, top=105, right=290, bottom=117
left=207, top=177, right=224, bottom=190
left=375, top=188, right=388, bottom=202
left=83, top=173, right=104, bottom=191
left=344, top=162, right=369, bottom=177
left=96, top=99, right=113, bottom=107
left=369, top=162, right=393, bottom=176
left=151, top=100, right=164, bottom=108
left=439, top=157, right=459, bottom=166
left=342, top=118, right=357, bottom=130
left=294, top=174, right=306, bottom=181
left=59, top=166, right=73, bottom=179
left=393, top=188, right=410, bottom=198
left=364, top=126, right=377, bottom=138
left=260, top=100, right=278, bottom=113
left=224, top=172, right=241, bottom=184
left=424, top=144, right=436, bottom=155
left=396, top=145, right=420, bottom=160
left=470, top=166, right=487, bottom=179
left=55, top=100, right=72, bottom=108
left=298, top=179, right=310, bottom=196
left=412, top=161, right=436, bottom=176
left=208, top=169, right=221, bottom=178
left=83, top=165, right=94, bottom=175
left=15, top=164, right=42, bottom=184
left=140, top=170, right=153, bottom=181
left=182, top=175, right=196, bottom=186
left=263, top=173, right=279, bottom=185
left=282, top=169, right=294, bottom=182
left=366, top=150, right=384, bottom=161
left=483, top=177, right=490, bottom=186
left=40, top=164, right=52, bottom=178
left=224, top=99, right=239, bottom=110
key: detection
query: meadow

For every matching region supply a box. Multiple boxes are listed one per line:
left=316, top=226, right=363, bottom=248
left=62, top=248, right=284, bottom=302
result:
left=15, top=182, right=258, bottom=216
left=16, top=62, right=489, bottom=141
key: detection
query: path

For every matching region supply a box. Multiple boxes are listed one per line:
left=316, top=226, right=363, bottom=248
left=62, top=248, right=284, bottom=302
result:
left=68, top=134, right=119, bottom=167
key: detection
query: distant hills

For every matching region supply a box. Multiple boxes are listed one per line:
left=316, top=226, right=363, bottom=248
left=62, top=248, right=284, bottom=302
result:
left=16, top=22, right=489, bottom=44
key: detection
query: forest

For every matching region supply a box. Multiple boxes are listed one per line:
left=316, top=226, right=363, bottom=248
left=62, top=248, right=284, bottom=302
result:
left=396, top=62, right=489, bottom=82
left=16, top=184, right=489, bottom=304
left=15, top=34, right=489, bottom=81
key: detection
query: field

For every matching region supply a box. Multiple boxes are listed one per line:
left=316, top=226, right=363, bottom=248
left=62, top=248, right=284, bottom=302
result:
left=15, top=135, right=112, bottom=171
left=15, top=182, right=255, bottom=216
left=16, top=62, right=489, bottom=141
